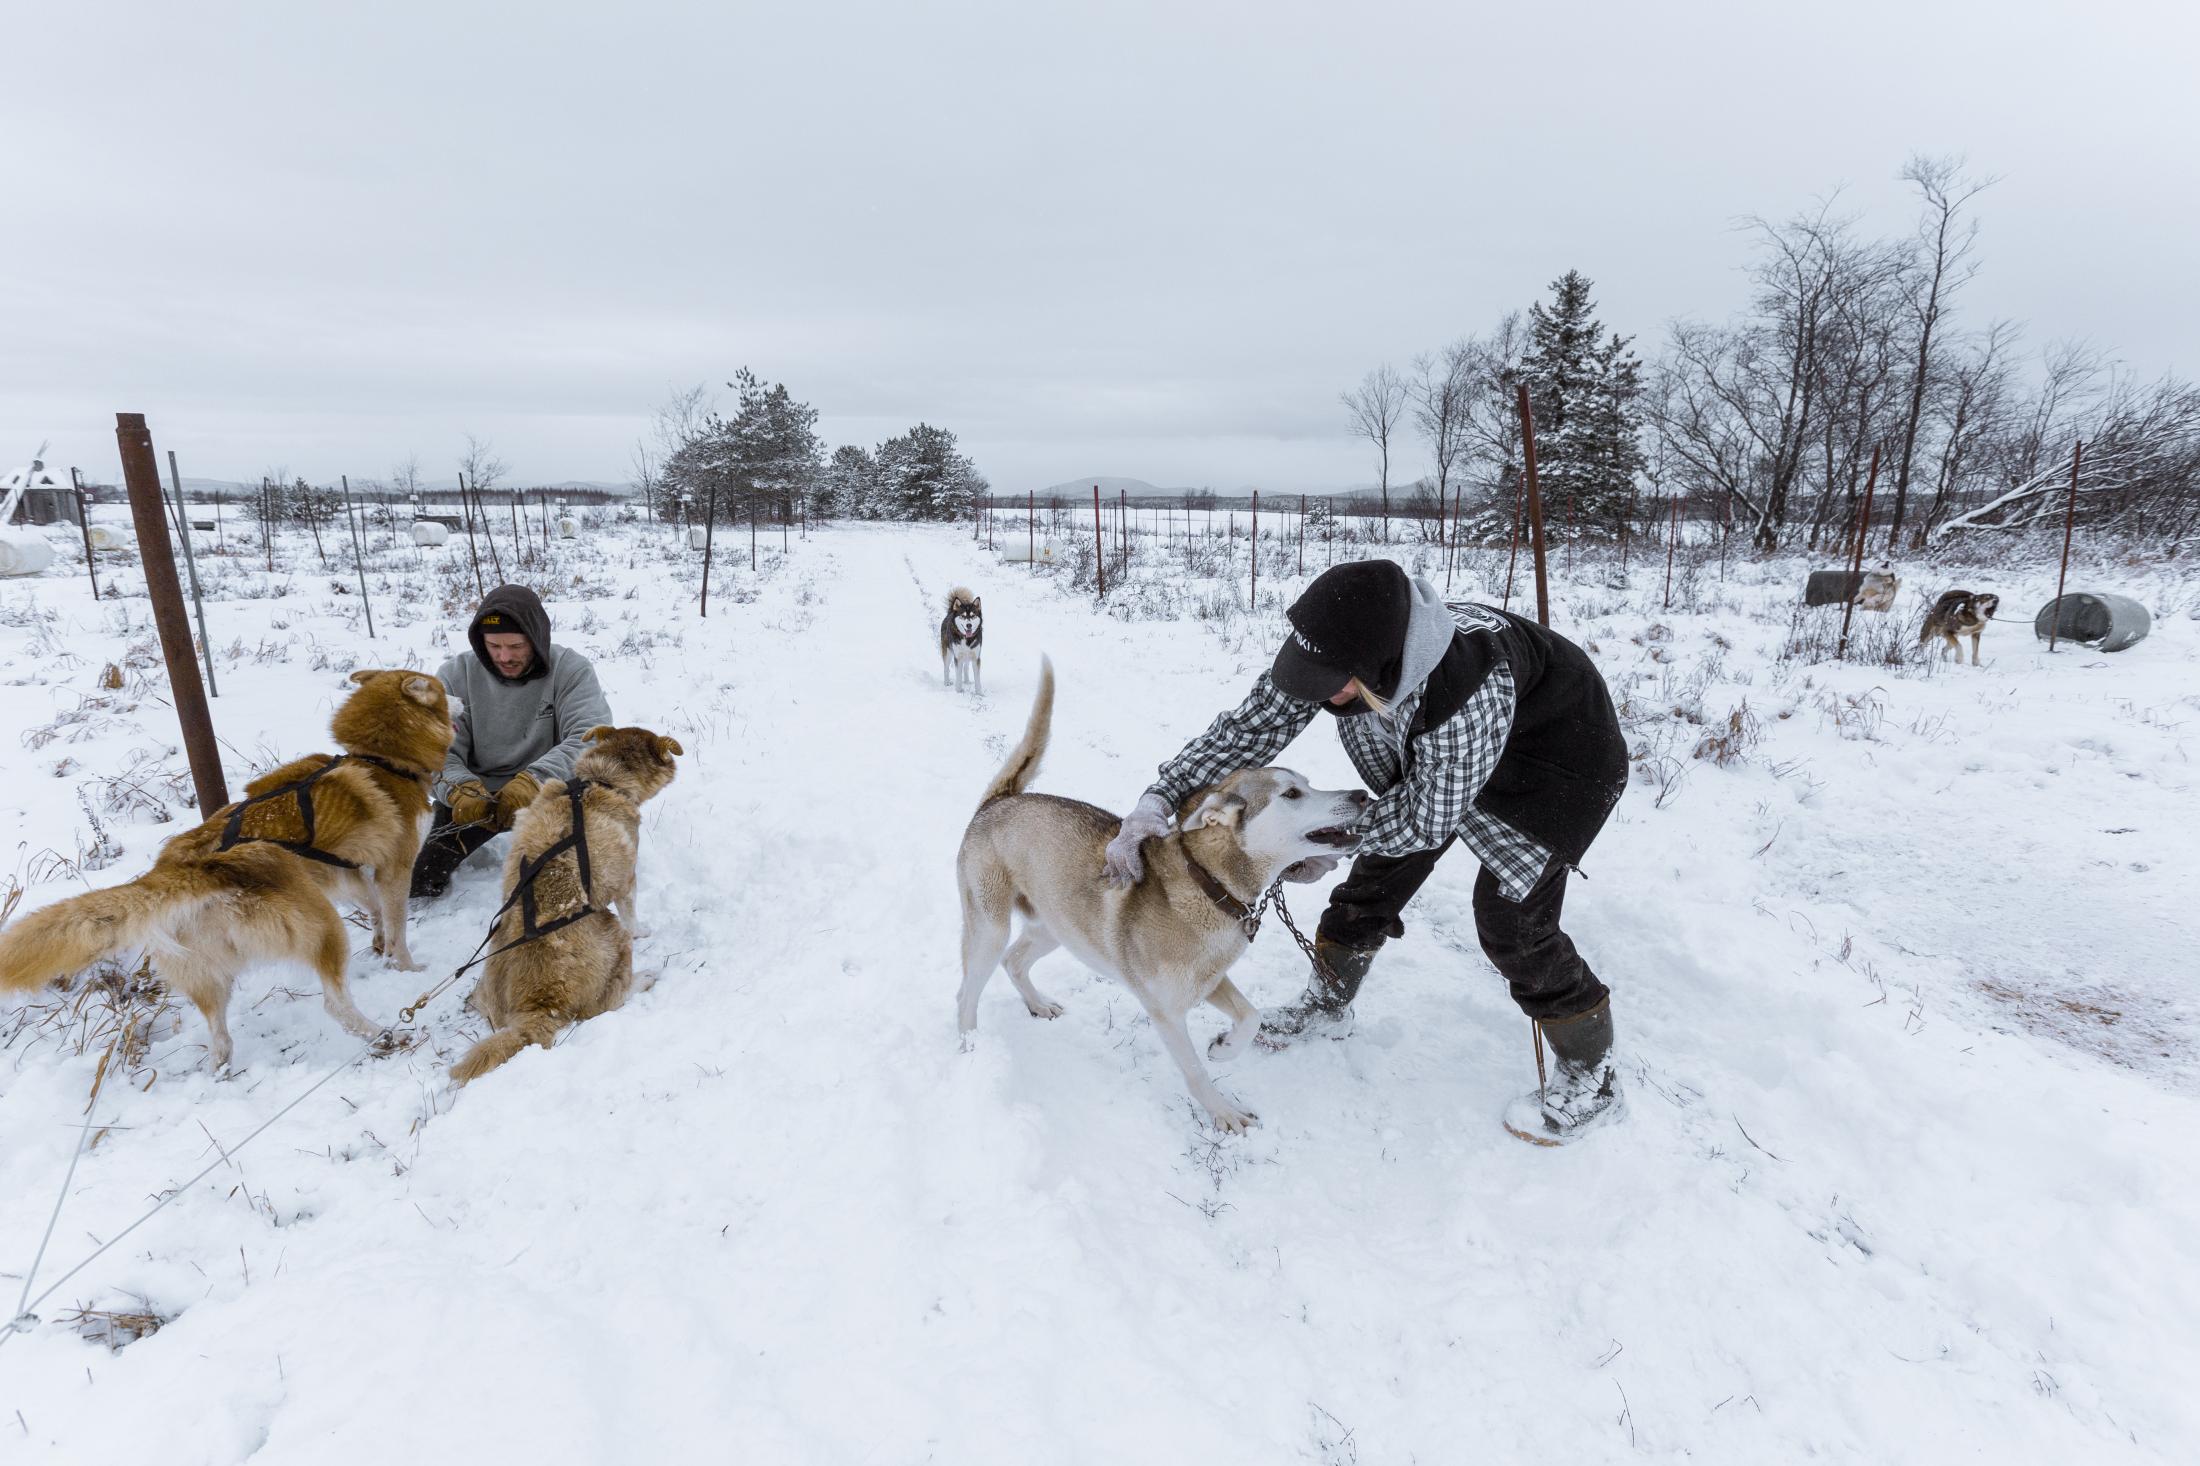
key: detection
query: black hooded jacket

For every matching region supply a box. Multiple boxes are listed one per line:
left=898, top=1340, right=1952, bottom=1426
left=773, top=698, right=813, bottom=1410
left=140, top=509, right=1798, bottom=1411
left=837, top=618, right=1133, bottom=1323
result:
left=1410, top=605, right=1629, bottom=866
left=468, top=584, right=554, bottom=683
left=434, top=584, right=612, bottom=798
left=1281, top=562, right=1627, bottom=864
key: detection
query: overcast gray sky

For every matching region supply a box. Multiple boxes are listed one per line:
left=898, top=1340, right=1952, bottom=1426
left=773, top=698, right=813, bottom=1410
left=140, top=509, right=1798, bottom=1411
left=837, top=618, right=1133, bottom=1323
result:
left=6, top=0, right=2194, bottom=495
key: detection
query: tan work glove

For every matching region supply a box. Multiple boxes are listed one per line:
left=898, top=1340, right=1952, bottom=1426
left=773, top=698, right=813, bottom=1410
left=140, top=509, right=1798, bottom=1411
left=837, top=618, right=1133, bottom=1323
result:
left=492, top=771, right=542, bottom=831
left=447, top=779, right=493, bottom=828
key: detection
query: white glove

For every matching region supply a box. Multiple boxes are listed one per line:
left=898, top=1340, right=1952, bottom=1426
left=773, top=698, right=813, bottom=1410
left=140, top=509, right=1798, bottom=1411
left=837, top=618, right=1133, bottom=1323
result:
left=1101, top=791, right=1174, bottom=887
left=1280, top=854, right=1342, bottom=884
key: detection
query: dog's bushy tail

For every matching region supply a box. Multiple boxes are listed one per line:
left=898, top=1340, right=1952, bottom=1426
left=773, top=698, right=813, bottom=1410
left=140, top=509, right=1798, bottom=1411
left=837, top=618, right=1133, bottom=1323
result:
left=977, top=655, right=1054, bottom=809
left=0, top=871, right=220, bottom=993
left=449, top=1011, right=565, bottom=1084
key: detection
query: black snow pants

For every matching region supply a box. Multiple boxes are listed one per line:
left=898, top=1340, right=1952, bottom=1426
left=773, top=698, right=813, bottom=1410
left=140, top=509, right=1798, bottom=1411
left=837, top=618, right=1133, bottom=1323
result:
left=1315, top=839, right=1608, bottom=1022
left=407, top=805, right=501, bottom=899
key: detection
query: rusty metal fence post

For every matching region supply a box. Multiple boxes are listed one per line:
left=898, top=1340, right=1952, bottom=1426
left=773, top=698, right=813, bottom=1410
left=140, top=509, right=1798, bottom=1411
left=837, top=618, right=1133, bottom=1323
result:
left=117, top=415, right=226, bottom=812
left=1516, top=384, right=1551, bottom=628
left=1250, top=489, right=1259, bottom=608
left=1663, top=494, right=1679, bottom=612
left=1093, top=484, right=1105, bottom=599
left=2050, top=440, right=2083, bottom=652
left=1837, top=445, right=1882, bottom=662
left=700, top=482, right=718, bottom=617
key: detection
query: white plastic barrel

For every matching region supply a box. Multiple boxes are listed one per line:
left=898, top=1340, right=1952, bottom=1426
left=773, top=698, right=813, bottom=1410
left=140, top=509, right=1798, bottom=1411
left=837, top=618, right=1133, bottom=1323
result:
left=412, top=520, right=451, bottom=547
left=0, top=531, right=57, bottom=577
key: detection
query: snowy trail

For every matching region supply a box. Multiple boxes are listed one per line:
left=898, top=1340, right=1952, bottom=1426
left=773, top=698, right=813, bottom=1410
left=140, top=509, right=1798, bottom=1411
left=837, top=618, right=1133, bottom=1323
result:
left=2, top=524, right=2196, bottom=1462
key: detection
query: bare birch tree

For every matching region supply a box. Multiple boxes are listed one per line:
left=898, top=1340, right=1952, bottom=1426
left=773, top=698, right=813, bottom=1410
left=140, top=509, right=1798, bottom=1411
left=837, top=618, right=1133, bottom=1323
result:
left=1342, top=364, right=1410, bottom=539
left=1411, top=346, right=1475, bottom=540
left=1885, top=154, right=1995, bottom=548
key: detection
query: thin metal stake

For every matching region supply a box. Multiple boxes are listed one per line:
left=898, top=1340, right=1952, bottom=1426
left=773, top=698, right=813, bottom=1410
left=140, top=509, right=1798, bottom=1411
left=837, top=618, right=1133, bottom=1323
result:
left=341, top=475, right=375, bottom=639
left=70, top=467, right=99, bottom=601
left=163, top=449, right=218, bottom=696
left=700, top=481, right=718, bottom=617
left=458, top=474, right=484, bottom=596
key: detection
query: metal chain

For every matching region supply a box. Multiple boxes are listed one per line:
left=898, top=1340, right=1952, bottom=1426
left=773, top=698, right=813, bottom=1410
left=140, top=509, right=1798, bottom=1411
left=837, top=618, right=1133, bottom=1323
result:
left=1257, top=880, right=1343, bottom=988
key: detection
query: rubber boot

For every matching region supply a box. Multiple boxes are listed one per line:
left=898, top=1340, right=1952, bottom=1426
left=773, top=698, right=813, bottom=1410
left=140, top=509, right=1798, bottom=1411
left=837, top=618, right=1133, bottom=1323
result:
left=408, top=811, right=494, bottom=899
left=1255, top=937, right=1379, bottom=1050
left=1502, top=996, right=1625, bottom=1146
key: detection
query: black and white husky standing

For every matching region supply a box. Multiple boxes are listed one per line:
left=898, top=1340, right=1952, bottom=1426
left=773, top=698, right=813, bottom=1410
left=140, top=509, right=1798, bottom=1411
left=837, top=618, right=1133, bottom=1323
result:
left=940, top=588, right=983, bottom=693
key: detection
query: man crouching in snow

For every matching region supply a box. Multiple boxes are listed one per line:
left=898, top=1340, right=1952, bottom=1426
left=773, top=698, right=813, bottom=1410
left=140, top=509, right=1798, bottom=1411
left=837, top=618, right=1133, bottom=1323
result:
left=1101, top=559, right=1630, bottom=1144
left=409, top=583, right=613, bottom=899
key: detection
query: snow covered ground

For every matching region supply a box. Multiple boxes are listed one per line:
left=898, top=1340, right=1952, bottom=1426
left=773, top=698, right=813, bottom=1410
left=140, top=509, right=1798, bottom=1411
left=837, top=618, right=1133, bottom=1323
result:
left=2, top=510, right=2196, bottom=1463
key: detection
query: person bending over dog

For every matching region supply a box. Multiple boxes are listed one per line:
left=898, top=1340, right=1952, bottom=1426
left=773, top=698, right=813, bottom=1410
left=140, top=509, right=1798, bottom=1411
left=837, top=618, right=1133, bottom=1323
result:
left=410, top=583, right=613, bottom=899
left=1101, top=559, right=1629, bottom=1144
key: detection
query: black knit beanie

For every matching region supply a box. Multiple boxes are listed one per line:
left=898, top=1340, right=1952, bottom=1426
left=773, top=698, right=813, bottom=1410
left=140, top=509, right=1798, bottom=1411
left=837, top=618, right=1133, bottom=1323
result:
left=1270, top=560, right=1415, bottom=703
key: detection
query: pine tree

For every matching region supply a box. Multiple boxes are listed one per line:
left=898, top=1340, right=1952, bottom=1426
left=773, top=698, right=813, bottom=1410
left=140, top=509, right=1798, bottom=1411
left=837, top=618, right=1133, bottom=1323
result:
left=1520, top=271, right=1646, bottom=536
left=824, top=444, right=878, bottom=520
left=724, top=368, right=823, bottom=524
left=875, top=423, right=987, bottom=522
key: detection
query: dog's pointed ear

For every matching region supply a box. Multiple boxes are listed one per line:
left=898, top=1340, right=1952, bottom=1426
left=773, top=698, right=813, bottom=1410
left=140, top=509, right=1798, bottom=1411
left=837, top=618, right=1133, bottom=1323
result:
left=658, top=735, right=684, bottom=758
left=1185, top=791, right=1246, bottom=831
left=972, top=597, right=981, bottom=610
left=584, top=725, right=615, bottom=744
left=348, top=669, right=381, bottom=686
left=401, top=675, right=438, bottom=705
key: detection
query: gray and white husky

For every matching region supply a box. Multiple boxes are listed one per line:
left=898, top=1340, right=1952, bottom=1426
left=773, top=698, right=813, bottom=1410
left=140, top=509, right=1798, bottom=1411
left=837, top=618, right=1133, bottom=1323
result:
left=955, top=658, right=1367, bottom=1132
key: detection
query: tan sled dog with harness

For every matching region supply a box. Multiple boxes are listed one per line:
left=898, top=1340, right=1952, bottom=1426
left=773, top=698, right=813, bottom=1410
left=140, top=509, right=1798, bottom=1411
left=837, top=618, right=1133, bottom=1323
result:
left=451, top=725, right=683, bottom=1083
left=0, top=670, right=454, bottom=1069
left=955, top=659, right=1367, bottom=1131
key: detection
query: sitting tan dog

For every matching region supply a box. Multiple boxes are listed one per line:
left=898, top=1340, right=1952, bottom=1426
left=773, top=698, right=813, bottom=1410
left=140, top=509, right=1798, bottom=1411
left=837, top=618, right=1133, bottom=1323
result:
left=450, top=726, right=682, bottom=1083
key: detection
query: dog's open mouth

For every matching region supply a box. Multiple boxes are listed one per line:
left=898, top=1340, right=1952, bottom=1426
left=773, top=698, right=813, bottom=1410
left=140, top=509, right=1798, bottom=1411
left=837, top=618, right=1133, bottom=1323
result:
left=1305, top=826, right=1359, bottom=849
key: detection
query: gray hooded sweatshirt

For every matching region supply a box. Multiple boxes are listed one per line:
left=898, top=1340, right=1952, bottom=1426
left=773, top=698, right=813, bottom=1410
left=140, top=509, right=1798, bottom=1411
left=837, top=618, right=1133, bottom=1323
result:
left=436, top=584, right=612, bottom=801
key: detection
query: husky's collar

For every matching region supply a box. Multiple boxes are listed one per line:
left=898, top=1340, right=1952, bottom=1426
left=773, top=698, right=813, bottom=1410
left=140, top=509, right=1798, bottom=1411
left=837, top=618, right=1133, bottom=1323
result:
left=946, top=621, right=981, bottom=645
left=345, top=751, right=434, bottom=785
left=1183, top=850, right=1262, bottom=938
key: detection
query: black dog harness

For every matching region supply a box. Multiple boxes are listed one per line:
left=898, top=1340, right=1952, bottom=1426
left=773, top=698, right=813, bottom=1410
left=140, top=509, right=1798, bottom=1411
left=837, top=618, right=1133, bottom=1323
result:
left=503, top=778, right=599, bottom=943
left=215, top=753, right=428, bottom=869
left=397, top=778, right=609, bottom=1022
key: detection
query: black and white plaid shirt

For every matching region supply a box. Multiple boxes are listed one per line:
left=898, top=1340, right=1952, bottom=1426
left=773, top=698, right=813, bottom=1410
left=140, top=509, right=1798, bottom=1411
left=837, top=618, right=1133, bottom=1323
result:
left=1146, top=624, right=1554, bottom=901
